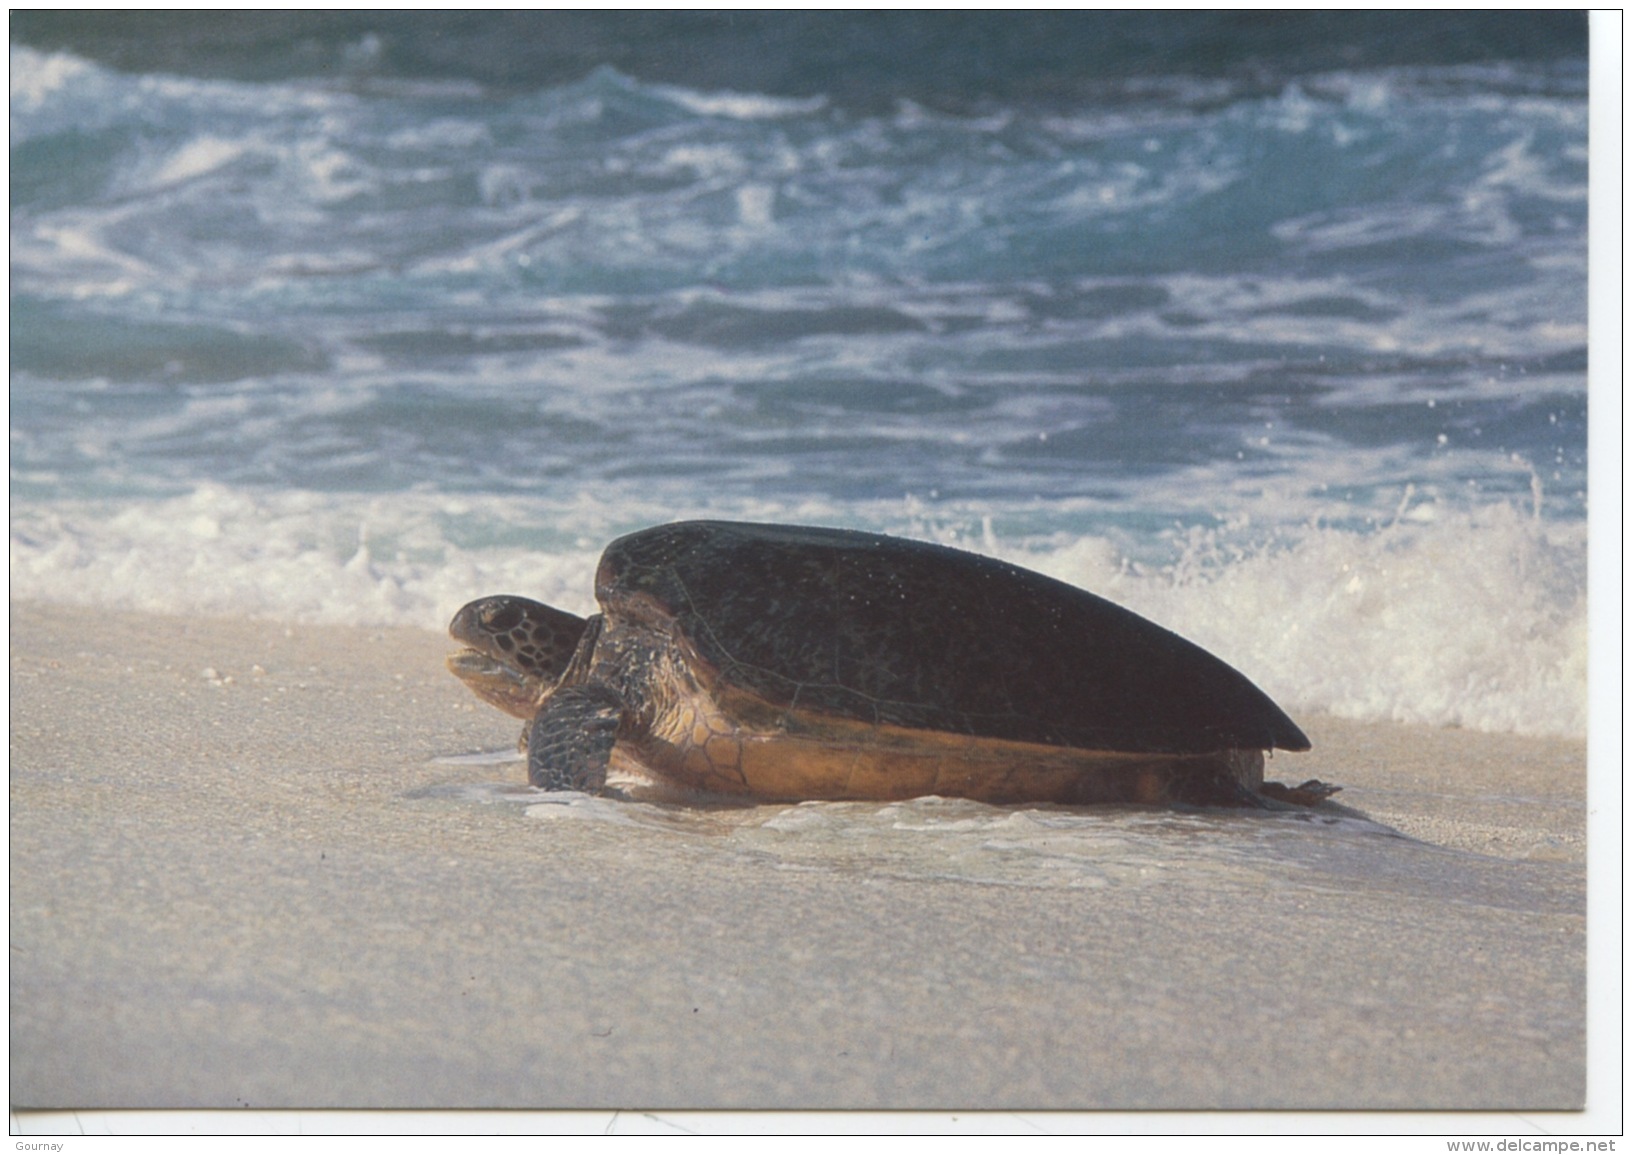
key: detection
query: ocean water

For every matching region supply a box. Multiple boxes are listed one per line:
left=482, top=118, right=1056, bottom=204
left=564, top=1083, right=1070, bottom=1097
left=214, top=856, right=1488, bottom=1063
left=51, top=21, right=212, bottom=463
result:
left=8, top=16, right=1590, bottom=738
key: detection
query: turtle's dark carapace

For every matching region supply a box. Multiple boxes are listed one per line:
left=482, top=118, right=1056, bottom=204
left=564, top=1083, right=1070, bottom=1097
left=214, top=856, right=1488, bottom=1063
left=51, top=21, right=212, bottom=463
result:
left=597, top=520, right=1311, bottom=756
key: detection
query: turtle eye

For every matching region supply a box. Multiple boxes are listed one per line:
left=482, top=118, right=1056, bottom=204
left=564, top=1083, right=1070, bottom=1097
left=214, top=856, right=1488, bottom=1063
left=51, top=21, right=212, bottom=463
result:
left=482, top=601, right=523, bottom=631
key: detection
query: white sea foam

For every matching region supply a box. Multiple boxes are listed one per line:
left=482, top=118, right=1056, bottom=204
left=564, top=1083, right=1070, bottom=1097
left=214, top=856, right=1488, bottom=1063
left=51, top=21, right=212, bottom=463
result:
left=502, top=791, right=1420, bottom=895
left=9, top=47, right=98, bottom=123
left=9, top=484, right=1586, bottom=739
left=8, top=47, right=1588, bottom=747
left=649, top=81, right=828, bottom=121
left=1008, top=504, right=1587, bottom=738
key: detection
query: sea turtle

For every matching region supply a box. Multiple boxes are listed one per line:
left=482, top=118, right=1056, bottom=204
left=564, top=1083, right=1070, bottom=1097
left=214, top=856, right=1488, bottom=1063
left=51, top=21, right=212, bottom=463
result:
left=447, top=520, right=1332, bottom=808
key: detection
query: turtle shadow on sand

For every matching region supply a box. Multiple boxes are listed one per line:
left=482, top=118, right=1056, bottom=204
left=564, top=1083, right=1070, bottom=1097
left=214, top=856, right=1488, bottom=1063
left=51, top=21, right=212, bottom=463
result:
left=444, top=520, right=1340, bottom=816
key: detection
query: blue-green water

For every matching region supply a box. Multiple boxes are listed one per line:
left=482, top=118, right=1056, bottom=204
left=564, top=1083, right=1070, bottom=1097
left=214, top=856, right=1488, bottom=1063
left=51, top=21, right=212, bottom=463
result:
left=8, top=15, right=1589, bottom=735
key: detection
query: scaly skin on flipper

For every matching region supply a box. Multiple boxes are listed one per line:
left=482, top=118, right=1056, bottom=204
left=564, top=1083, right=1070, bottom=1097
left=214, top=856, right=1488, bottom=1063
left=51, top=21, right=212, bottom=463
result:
left=528, top=683, right=626, bottom=791
left=447, top=521, right=1326, bottom=807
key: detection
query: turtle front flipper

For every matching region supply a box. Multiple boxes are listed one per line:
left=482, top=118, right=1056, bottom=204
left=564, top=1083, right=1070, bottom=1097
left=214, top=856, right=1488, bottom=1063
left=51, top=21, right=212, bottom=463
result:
left=528, top=684, right=626, bottom=792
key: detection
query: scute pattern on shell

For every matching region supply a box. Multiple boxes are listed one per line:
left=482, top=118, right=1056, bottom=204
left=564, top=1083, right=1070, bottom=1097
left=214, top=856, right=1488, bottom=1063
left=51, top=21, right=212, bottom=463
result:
left=596, top=521, right=1310, bottom=756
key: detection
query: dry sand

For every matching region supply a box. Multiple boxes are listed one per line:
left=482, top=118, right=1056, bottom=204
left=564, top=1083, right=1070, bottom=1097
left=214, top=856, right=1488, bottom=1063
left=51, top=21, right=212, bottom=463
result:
left=9, top=600, right=1586, bottom=1110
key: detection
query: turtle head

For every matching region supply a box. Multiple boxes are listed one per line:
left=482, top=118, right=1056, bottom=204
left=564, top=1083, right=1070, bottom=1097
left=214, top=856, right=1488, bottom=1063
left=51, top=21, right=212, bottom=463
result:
left=446, top=595, right=589, bottom=719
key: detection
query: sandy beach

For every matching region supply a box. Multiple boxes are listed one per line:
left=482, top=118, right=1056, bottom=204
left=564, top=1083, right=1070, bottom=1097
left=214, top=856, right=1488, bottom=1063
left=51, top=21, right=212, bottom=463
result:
left=10, top=599, right=1586, bottom=1111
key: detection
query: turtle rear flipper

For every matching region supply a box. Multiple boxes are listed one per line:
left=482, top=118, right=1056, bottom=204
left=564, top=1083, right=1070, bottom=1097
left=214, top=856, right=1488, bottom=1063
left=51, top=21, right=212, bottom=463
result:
left=529, top=684, right=626, bottom=792
left=1259, top=778, right=1342, bottom=807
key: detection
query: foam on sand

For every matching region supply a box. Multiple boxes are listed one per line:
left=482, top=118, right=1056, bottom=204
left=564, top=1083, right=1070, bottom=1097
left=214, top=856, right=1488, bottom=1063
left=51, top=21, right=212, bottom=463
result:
left=11, top=485, right=1587, bottom=738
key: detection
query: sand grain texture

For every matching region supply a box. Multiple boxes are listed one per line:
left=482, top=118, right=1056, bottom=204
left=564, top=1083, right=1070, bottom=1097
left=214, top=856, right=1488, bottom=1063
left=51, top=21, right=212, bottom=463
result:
left=10, top=602, right=1585, bottom=1109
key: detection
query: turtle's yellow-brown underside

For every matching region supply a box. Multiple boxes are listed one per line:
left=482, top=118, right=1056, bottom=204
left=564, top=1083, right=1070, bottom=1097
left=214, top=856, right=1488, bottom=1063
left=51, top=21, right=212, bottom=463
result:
left=615, top=670, right=1265, bottom=806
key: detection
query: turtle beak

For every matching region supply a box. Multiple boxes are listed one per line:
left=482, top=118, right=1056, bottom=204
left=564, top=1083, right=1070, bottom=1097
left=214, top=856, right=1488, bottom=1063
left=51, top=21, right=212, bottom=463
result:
left=448, top=598, right=502, bottom=649
left=446, top=648, right=545, bottom=719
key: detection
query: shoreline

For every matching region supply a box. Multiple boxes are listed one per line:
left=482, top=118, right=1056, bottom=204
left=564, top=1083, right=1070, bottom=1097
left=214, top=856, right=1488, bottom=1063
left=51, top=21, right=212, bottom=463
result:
left=10, top=600, right=1586, bottom=1109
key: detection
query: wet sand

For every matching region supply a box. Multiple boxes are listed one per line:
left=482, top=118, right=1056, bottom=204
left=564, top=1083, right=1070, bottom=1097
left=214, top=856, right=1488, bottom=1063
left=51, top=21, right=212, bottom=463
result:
left=9, top=600, right=1586, bottom=1111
